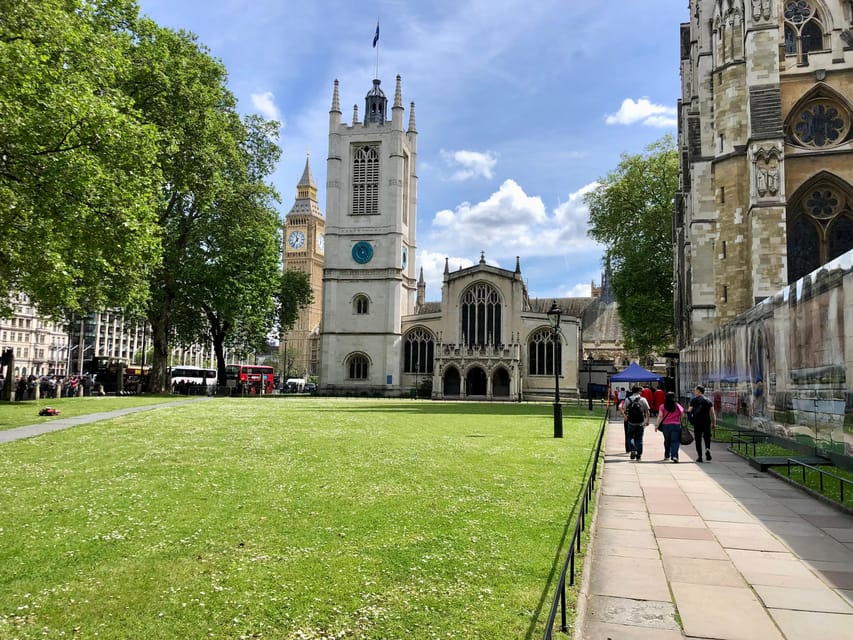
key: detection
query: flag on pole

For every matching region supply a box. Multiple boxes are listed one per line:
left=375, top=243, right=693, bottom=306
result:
left=373, top=21, right=380, bottom=47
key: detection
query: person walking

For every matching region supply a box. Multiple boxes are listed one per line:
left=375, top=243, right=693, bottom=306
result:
left=687, top=385, right=716, bottom=462
left=620, top=385, right=650, bottom=461
left=656, top=391, right=684, bottom=463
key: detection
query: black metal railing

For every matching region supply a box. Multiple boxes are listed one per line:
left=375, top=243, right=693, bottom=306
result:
left=786, top=458, right=852, bottom=504
left=543, top=412, right=608, bottom=638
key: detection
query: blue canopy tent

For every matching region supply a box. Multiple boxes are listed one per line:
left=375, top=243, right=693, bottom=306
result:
left=609, top=362, right=663, bottom=383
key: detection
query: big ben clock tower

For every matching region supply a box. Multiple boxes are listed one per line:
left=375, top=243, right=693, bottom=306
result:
left=282, top=154, right=325, bottom=378
left=319, top=74, right=418, bottom=394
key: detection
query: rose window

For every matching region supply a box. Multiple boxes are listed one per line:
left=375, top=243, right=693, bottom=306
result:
left=792, top=101, right=849, bottom=148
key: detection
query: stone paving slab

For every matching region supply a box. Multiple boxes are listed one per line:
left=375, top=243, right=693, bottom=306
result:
left=769, top=609, right=853, bottom=640
left=577, top=418, right=853, bottom=640
left=672, top=581, right=784, bottom=640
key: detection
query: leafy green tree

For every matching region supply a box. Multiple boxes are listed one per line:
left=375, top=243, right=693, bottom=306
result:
left=0, top=0, right=161, bottom=317
left=277, top=269, right=313, bottom=334
left=585, top=136, right=678, bottom=358
left=171, top=116, right=283, bottom=386
left=121, top=20, right=278, bottom=392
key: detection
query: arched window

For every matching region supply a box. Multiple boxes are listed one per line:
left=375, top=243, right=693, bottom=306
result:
left=348, top=354, right=369, bottom=380
left=403, top=328, right=435, bottom=374
left=528, top=328, right=561, bottom=376
left=354, top=295, right=369, bottom=315
left=783, top=1, right=826, bottom=64
left=460, top=283, right=502, bottom=347
left=787, top=175, right=853, bottom=283
left=352, top=145, right=379, bottom=215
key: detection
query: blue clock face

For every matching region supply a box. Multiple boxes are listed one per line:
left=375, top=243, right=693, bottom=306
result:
left=288, top=230, right=305, bottom=249
left=402, top=247, right=408, bottom=269
left=352, top=241, right=373, bottom=264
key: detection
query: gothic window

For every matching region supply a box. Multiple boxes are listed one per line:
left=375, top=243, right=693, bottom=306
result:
left=403, top=328, right=435, bottom=374
left=354, top=295, right=369, bottom=315
left=460, top=283, right=502, bottom=347
left=783, top=1, right=826, bottom=63
left=528, top=328, right=561, bottom=376
left=347, top=354, right=369, bottom=380
left=828, top=216, right=853, bottom=262
left=351, top=145, right=379, bottom=215
left=787, top=176, right=853, bottom=283
left=792, top=101, right=849, bottom=148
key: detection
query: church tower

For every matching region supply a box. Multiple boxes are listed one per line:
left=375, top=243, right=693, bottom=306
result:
left=319, top=75, right=418, bottom=394
left=282, top=154, right=325, bottom=378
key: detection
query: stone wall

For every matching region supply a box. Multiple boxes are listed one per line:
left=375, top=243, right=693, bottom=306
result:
left=679, top=249, right=853, bottom=467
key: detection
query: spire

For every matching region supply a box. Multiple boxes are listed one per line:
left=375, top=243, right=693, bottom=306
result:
left=408, top=101, right=417, bottom=133
left=352, top=104, right=360, bottom=125
left=364, top=79, right=387, bottom=125
left=393, top=75, right=403, bottom=109
left=331, top=79, right=340, bottom=113
left=296, top=153, right=317, bottom=199
left=287, top=152, right=321, bottom=218
left=416, top=267, right=425, bottom=308
left=444, top=257, right=449, bottom=275
left=515, top=256, right=521, bottom=273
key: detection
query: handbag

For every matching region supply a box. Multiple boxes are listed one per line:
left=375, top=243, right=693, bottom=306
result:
left=680, top=418, right=694, bottom=445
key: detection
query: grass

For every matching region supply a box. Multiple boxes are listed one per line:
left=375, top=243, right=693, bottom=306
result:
left=0, top=399, right=605, bottom=639
left=0, top=396, right=181, bottom=432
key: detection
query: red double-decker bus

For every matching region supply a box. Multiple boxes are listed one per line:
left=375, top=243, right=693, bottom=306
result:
left=225, top=364, right=275, bottom=395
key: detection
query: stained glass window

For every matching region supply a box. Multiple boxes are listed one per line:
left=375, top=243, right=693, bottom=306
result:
left=794, top=103, right=847, bottom=147
left=782, top=1, right=825, bottom=63
left=460, top=283, right=502, bottom=347
left=403, top=328, right=435, bottom=374
left=528, top=328, right=561, bottom=376
left=828, top=216, right=853, bottom=262
left=788, top=216, right=821, bottom=283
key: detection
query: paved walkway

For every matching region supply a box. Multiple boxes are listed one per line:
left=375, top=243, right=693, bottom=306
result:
left=0, top=397, right=211, bottom=443
left=577, top=417, right=853, bottom=639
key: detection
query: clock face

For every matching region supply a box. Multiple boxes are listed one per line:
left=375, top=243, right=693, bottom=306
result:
left=352, top=241, right=373, bottom=264
left=288, top=230, right=305, bottom=250
left=317, top=233, right=325, bottom=252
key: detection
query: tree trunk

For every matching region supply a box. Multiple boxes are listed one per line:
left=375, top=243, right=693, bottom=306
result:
left=148, top=305, right=172, bottom=394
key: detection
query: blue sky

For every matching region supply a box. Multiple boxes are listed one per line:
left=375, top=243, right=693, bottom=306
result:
left=136, top=0, right=682, bottom=301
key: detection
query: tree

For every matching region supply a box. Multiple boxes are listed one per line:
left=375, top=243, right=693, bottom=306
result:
left=170, top=115, right=283, bottom=386
left=121, top=20, right=277, bottom=393
left=0, top=0, right=161, bottom=317
left=585, top=136, right=678, bottom=358
left=277, top=269, right=313, bottom=335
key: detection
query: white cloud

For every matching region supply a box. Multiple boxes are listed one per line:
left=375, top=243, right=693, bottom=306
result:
left=605, top=98, right=676, bottom=128
left=251, top=91, right=284, bottom=124
left=428, top=179, right=602, bottom=259
left=440, top=149, right=498, bottom=181
left=417, top=250, right=476, bottom=297
left=565, top=282, right=592, bottom=297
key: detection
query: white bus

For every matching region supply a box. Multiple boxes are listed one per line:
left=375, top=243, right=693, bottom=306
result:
left=169, top=366, right=218, bottom=393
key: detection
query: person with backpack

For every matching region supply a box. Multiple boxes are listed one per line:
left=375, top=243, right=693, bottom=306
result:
left=687, top=385, right=717, bottom=462
left=620, top=385, right=651, bottom=461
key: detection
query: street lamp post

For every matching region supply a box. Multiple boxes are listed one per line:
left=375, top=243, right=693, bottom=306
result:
left=547, top=301, right=563, bottom=438
left=587, top=353, right=594, bottom=411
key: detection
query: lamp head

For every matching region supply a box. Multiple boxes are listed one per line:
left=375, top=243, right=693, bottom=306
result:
left=547, top=300, right=562, bottom=329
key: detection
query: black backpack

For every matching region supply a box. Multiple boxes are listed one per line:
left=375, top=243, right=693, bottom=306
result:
left=626, top=396, right=645, bottom=423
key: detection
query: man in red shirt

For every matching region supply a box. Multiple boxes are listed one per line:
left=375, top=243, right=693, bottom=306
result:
left=653, top=386, right=666, bottom=417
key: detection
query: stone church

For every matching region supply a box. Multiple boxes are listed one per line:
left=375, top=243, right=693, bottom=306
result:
left=313, top=74, right=625, bottom=399
left=675, top=0, right=853, bottom=347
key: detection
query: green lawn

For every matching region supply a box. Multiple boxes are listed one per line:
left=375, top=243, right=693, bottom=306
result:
left=0, top=399, right=604, bottom=639
left=0, top=396, right=181, bottom=432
